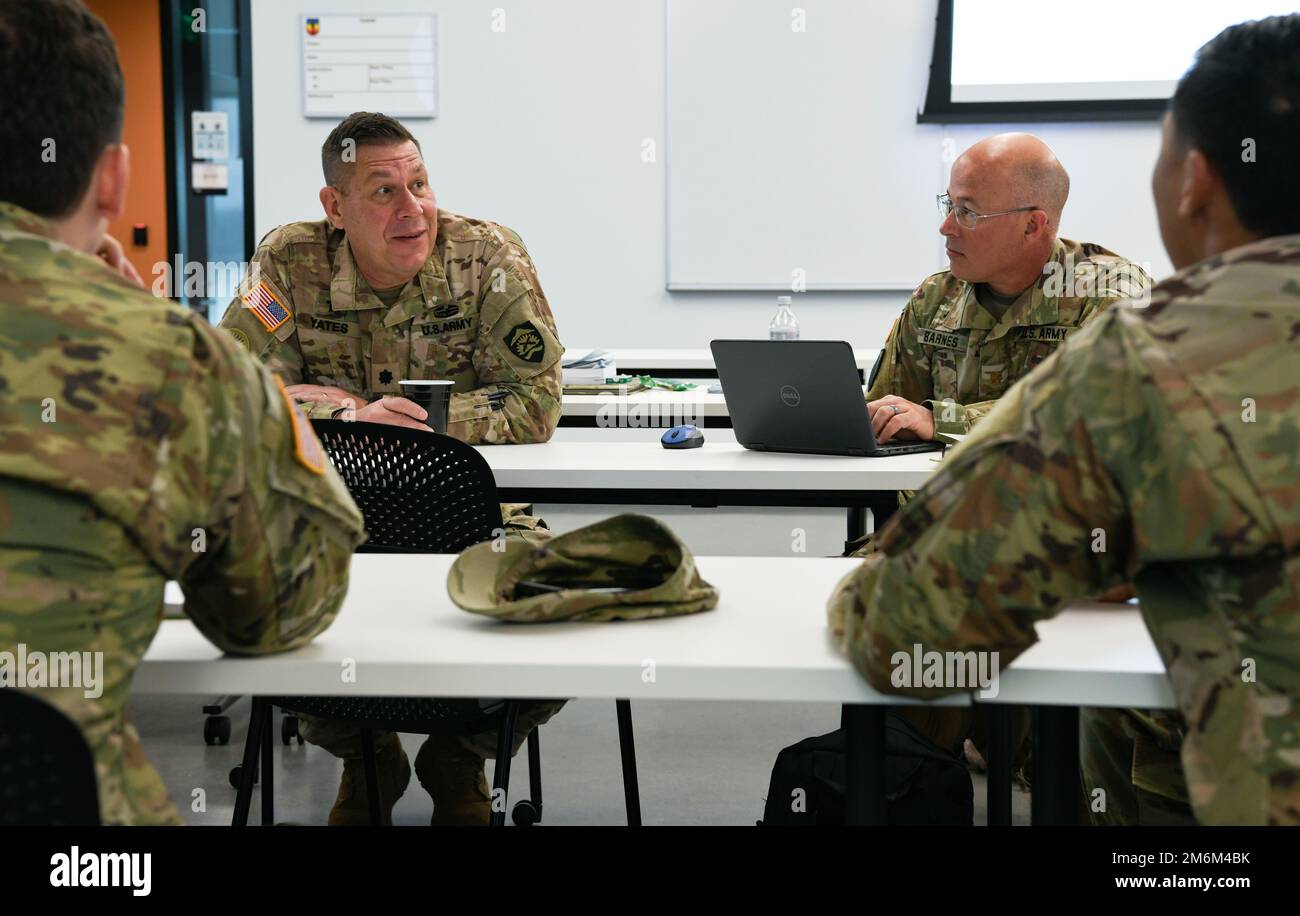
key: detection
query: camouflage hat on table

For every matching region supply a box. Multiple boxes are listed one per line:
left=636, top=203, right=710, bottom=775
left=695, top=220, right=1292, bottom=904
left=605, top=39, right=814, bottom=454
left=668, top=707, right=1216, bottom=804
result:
left=448, top=513, right=719, bottom=622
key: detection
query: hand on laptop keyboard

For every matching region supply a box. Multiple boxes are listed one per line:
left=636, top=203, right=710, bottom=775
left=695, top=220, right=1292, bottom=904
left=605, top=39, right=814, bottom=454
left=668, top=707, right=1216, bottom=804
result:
left=867, top=394, right=937, bottom=443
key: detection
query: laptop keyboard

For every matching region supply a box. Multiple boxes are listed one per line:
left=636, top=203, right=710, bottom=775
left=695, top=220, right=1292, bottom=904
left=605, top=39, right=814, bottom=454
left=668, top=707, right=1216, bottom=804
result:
left=873, top=441, right=944, bottom=456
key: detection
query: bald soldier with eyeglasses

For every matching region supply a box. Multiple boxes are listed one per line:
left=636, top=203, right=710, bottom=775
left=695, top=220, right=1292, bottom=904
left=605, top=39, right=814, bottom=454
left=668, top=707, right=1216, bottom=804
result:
left=865, top=133, right=1151, bottom=445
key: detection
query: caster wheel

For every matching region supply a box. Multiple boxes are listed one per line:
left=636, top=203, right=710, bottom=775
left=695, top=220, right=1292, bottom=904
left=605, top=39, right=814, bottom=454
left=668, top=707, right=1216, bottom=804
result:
left=229, top=765, right=259, bottom=789
left=281, top=715, right=301, bottom=746
left=511, top=800, right=541, bottom=827
left=204, top=715, right=232, bottom=746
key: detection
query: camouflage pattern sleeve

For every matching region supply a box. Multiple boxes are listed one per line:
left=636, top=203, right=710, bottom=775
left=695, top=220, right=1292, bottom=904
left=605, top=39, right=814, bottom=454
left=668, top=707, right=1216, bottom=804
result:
left=828, top=311, right=1135, bottom=697
left=943, top=399, right=994, bottom=431
left=864, top=289, right=933, bottom=405
left=454, top=229, right=563, bottom=444
left=217, top=234, right=308, bottom=388
left=153, top=318, right=366, bottom=655
left=297, top=399, right=351, bottom=422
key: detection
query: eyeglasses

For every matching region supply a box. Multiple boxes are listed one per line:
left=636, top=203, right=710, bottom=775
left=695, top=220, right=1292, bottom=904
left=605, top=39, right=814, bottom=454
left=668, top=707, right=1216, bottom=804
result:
left=937, top=193, right=1040, bottom=230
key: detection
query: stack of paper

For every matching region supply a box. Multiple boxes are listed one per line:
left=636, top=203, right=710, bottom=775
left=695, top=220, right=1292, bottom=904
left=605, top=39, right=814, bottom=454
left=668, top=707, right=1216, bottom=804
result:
left=562, top=349, right=617, bottom=386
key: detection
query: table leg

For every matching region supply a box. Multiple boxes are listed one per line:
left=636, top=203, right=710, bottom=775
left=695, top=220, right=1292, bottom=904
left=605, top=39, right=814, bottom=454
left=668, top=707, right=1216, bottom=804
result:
left=868, top=492, right=899, bottom=533
left=1031, top=705, right=1080, bottom=826
left=232, top=698, right=265, bottom=827
left=525, top=728, right=543, bottom=820
left=846, top=507, right=868, bottom=544
left=986, top=705, right=1012, bottom=826
left=490, top=702, right=519, bottom=827
left=845, top=493, right=900, bottom=553
left=615, top=699, right=642, bottom=827
left=841, top=704, right=887, bottom=825
left=260, top=700, right=274, bottom=826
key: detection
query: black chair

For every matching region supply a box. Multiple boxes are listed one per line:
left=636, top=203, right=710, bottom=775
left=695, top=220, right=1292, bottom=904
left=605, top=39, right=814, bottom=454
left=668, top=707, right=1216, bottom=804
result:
left=0, top=689, right=100, bottom=825
left=201, top=415, right=515, bottom=746
left=232, top=420, right=641, bottom=826
left=312, top=419, right=508, bottom=553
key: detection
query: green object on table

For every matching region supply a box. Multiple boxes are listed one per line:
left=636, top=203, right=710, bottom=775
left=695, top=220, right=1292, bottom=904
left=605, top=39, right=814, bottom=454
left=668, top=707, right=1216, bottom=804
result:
left=617, top=375, right=698, bottom=392
left=562, top=375, right=698, bottom=395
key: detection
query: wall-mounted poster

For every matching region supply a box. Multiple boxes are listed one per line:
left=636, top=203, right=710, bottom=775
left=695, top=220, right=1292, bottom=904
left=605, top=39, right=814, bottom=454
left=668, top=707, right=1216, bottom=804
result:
left=302, top=14, right=437, bottom=118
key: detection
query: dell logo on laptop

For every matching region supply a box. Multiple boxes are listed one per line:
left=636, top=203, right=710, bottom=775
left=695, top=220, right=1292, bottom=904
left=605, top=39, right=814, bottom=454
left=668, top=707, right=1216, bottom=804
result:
left=779, top=385, right=801, bottom=407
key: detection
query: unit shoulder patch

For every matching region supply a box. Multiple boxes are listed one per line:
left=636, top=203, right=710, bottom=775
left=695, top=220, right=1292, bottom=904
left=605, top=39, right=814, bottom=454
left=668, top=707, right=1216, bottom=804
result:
left=274, top=378, right=325, bottom=475
left=504, top=320, right=546, bottom=363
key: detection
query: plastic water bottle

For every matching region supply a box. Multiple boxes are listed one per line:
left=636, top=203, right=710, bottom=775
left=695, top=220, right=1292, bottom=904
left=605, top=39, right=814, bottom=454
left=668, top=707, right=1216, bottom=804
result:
left=768, top=295, right=800, bottom=341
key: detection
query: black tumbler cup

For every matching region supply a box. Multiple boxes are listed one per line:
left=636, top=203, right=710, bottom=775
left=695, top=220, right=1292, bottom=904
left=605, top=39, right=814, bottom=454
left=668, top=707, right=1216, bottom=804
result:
left=398, top=379, right=455, bottom=433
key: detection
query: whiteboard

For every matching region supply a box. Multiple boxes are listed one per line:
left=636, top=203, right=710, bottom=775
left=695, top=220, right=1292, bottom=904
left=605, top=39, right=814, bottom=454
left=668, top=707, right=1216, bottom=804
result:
left=667, top=0, right=947, bottom=291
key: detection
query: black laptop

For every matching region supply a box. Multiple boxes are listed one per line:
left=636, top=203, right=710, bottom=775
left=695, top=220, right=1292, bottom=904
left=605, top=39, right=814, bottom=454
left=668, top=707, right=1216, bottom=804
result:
left=710, top=340, right=947, bottom=458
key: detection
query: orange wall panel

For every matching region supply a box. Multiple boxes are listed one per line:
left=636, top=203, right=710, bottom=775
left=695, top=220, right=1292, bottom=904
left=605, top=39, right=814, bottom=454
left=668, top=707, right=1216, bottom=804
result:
left=86, top=0, right=170, bottom=289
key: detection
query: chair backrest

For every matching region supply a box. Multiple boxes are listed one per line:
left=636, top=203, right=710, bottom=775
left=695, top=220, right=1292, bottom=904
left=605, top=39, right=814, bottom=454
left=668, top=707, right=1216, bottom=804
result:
left=311, top=419, right=505, bottom=553
left=268, top=695, right=506, bottom=735
left=867, top=347, right=886, bottom=391
left=0, top=689, right=100, bottom=826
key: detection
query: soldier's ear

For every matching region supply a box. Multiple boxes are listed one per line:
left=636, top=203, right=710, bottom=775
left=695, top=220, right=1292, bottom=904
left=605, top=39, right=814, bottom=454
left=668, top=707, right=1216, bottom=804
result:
left=93, top=143, right=130, bottom=225
left=319, top=185, right=346, bottom=230
left=1023, top=209, right=1048, bottom=241
left=1176, top=147, right=1215, bottom=221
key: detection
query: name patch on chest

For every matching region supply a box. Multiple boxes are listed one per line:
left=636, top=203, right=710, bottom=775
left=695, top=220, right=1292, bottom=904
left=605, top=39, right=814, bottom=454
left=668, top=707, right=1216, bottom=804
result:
left=310, top=316, right=351, bottom=335
left=919, top=328, right=966, bottom=350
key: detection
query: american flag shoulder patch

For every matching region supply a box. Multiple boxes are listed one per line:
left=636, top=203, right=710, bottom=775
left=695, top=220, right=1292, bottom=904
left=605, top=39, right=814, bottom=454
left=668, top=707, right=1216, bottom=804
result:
left=274, top=378, right=326, bottom=475
left=243, top=280, right=290, bottom=332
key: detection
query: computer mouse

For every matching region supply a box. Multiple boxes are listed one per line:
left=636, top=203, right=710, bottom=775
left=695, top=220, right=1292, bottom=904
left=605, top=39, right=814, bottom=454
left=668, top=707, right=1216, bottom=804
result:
left=661, top=424, right=705, bottom=449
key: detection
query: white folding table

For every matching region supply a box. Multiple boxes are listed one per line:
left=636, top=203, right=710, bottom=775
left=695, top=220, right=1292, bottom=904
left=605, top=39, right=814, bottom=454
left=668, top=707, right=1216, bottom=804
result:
left=477, top=438, right=944, bottom=547
left=563, top=347, right=879, bottom=380
left=142, top=556, right=1166, bottom=825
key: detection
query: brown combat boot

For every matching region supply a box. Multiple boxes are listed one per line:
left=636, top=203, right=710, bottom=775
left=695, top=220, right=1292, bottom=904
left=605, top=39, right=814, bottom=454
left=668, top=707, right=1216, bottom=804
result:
left=415, top=733, right=491, bottom=826
left=327, top=741, right=411, bottom=826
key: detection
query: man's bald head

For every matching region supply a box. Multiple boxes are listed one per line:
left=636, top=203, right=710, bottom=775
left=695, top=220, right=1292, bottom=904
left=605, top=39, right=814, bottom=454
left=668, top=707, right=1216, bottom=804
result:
left=954, top=133, right=1070, bottom=234
left=942, top=133, right=1070, bottom=293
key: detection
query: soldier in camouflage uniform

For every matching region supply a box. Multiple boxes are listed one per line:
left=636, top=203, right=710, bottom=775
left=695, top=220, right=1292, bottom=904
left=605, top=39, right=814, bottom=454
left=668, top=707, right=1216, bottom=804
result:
left=830, top=14, right=1300, bottom=825
left=864, top=133, right=1150, bottom=445
left=853, top=133, right=1150, bottom=552
left=219, top=112, right=565, bottom=825
left=0, top=0, right=365, bottom=826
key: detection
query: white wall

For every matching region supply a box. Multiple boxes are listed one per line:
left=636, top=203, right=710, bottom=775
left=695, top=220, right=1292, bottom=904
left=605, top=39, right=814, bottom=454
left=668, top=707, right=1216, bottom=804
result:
left=251, top=0, right=1172, bottom=352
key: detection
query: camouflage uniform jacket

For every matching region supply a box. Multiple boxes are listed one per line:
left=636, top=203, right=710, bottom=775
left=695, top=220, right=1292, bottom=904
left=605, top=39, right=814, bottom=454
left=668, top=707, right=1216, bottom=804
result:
left=866, top=238, right=1151, bottom=435
left=830, top=233, right=1300, bottom=825
left=0, top=202, right=365, bottom=825
left=218, top=210, right=563, bottom=444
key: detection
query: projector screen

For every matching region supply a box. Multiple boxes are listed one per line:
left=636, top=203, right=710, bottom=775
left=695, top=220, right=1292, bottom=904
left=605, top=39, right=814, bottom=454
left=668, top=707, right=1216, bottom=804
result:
left=921, top=0, right=1300, bottom=121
